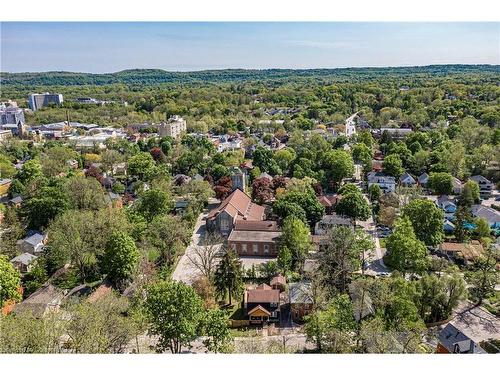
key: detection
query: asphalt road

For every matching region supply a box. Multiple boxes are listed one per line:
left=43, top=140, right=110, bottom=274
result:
left=358, top=195, right=390, bottom=276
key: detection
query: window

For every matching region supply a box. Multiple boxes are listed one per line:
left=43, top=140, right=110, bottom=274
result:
left=270, top=311, right=277, bottom=318
left=220, top=219, right=230, bottom=232
left=241, top=243, right=247, bottom=253
left=231, top=243, right=236, bottom=251
left=264, top=244, right=269, bottom=254
left=253, top=244, right=258, bottom=254
left=270, top=302, right=277, bottom=308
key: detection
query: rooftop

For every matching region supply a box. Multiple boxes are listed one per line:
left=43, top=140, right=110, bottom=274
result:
left=228, top=229, right=281, bottom=243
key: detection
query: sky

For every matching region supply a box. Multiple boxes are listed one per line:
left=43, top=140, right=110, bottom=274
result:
left=1, top=22, right=499, bottom=73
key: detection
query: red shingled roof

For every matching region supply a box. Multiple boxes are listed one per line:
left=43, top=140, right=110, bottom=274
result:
left=247, top=284, right=280, bottom=303
left=208, top=189, right=265, bottom=221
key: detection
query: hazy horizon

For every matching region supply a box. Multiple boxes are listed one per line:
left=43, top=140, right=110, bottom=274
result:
left=1, top=22, right=499, bottom=73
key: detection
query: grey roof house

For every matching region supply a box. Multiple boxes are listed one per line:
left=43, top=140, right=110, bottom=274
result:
left=437, top=323, right=486, bottom=354
left=17, top=232, right=47, bottom=255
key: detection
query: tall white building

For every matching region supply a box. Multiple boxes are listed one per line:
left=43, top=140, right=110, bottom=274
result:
left=345, top=113, right=357, bottom=138
left=158, top=115, right=187, bottom=139
left=28, top=93, right=64, bottom=111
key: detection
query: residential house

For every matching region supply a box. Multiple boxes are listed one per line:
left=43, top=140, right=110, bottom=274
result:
left=470, top=175, right=494, bottom=198
left=399, top=172, right=416, bottom=187
left=376, top=127, right=413, bottom=140
left=10, top=253, right=38, bottom=273
left=289, top=281, right=314, bottom=323
left=452, top=177, right=463, bottom=195
left=17, top=232, right=47, bottom=255
left=258, top=172, right=273, bottom=181
left=317, top=194, right=340, bottom=215
left=417, top=172, right=429, bottom=187
left=438, top=241, right=484, bottom=265
left=14, top=284, right=64, bottom=318
left=436, top=196, right=457, bottom=220
left=0, top=129, right=13, bottom=141
left=471, top=204, right=500, bottom=230
left=310, top=234, right=329, bottom=252
left=0, top=178, right=12, bottom=196
left=8, top=195, right=23, bottom=208
left=437, top=323, right=486, bottom=354
left=314, top=214, right=353, bottom=235
left=206, top=189, right=265, bottom=236
left=443, top=219, right=456, bottom=233
left=367, top=172, right=396, bottom=193
left=371, top=160, right=383, bottom=172
left=244, top=283, right=281, bottom=324
left=270, top=274, right=286, bottom=292
left=174, top=199, right=189, bottom=215
left=348, top=283, right=375, bottom=322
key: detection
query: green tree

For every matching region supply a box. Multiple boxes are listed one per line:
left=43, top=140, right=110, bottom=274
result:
left=23, top=186, right=71, bottom=229
left=414, top=270, right=466, bottom=323
left=469, top=245, right=498, bottom=304
left=305, top=294, right=356, bottom=353
left=0, top=310, right=64, bottom=353
left=145, top=214, right=189, bottom=266
left=368, top=184, right=382, bottom=202
left=401, top=198, right=444, bottom=246
left=454, top=205, right=470, bottom=242
left=428, top=172, right=453, bottom=195
left=279, top=217, right=312, bottom=271
left=323, top=150, right=354, bottom=189
left=136, top=188, right=173, bottom=220
left=45, top=208, right=131, bottom=281
left=0, top=255, right=21, bottom=307
left=22, top=258, right=48, bottom=297
left=40, top=146, right=78, bottom=177
left=16, top=158, right=43, bottom=185
left=127, top=152, right=157, bottom=181
left=273, top=188, right=324, bottom=226
left=335, top=190, right=371, bottom=221
left=145, top=280, right=204, bottom=353
left=383, top=154, right=404, bottom=179
left=385, top=217, right=428, bottom=276
left=317, top=226, right=373, bottom=294
left=0, top=206, right=25, bottom=259
left=459, top=180, right=480, bottom=206
left=102, top=231, right=139, bottom=285
left=475, top=218, right=491, bottom=239
left=0, top=154, right=16, bottom=178
left=202, top=308, right=233, bottom=353
left=213, top=249, right=244, bottom=306
left=277, top=245, right=293, bottom=274
left=66, top=293, right=136, bottom=353
left=63, top=176, right=106, bottom=210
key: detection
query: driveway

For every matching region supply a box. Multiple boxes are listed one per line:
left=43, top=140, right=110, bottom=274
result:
left=171, top=201, right=222, bottom=284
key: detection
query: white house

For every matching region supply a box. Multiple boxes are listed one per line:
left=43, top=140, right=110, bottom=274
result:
left=367, top=172, right=396, bottom=193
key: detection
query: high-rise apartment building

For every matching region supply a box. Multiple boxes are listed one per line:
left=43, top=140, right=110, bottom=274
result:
left=28, top=93, right=64, bottom=111
left=157, top=115, right=187, bottom=139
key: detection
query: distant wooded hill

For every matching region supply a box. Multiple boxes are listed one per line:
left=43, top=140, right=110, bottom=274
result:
left=1, top=65, right=498, bottom=86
